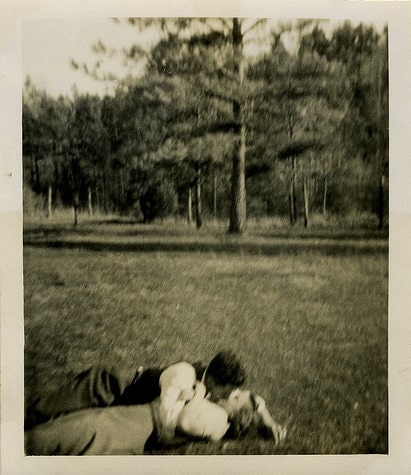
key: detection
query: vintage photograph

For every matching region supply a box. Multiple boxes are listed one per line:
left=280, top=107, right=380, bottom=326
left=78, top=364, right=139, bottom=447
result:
left=21, top=16, right=389, bottom=457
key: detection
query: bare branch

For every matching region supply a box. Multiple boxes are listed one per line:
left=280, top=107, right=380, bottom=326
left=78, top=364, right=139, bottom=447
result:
left=242, top=19, right=267, bottom=37
left=122, top=44, right=150, bottom=61
left=91, top=40, right=107, bottom=54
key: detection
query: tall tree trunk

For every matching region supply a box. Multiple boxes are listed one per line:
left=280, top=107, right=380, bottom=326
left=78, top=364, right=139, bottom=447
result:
left=187, top=186, right=192, bottom=225
left=87, top=186, right=93, bottom=216
left=228, top=18, right=246, bottom=234
left=292, top=158, right=297, bottom=221
left=322, top=176, right=328, bottom=214
left=54, top=158, right=60, bottom=207
left=289, top=184, right=294, bottom=224
left=117, top=168, right=123, bottom=212
left=195, top=168, right=202, bottom=229
left=102, top=166, right=108, bottom=214
left=376, top=60, right=384, bottom=230
left=288, top=157, right=297, bottom=225
left=303, top=177, right=310, bottom=228
left=96, top=178, right=100, bottom=212
left=213, top=171, right=218, bottom=219
left=378, top=175, right=385, bottom=230
left=73, top=191, right=79, bottom=228
left=47, top=185, right=52, bottom=218
left=34, top=155, right=40, bottom=193
left=120, top=168, right=125, bottom=210
left=31, top=155, right=36, bottom=188
left=286, top=99, right=296, bottom=225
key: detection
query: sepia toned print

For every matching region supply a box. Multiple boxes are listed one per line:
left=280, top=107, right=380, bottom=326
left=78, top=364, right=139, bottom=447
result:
left=22, top=17, right=388, bottom=456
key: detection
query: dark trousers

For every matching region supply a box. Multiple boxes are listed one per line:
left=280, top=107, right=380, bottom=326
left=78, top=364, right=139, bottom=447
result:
left=25, top=366, right=163, bottom=430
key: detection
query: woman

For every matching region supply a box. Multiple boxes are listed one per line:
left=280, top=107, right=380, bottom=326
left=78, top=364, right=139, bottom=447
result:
left=25, top=382, right=286, bottom=455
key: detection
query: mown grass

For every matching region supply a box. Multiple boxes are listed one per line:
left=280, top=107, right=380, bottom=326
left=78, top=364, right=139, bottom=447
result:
left=24, top=218, right=388, bottom=455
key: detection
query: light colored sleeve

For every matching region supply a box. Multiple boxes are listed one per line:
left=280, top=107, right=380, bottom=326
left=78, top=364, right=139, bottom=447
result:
left=158, top=362, right=196, bottom=441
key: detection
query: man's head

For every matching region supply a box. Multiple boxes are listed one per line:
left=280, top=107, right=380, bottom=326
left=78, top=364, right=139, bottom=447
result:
left=203, top=350, right=247, bottom=401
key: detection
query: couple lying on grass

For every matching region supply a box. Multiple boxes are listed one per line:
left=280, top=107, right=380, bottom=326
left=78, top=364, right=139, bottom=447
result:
left=25, top=350, right=287, bottom=455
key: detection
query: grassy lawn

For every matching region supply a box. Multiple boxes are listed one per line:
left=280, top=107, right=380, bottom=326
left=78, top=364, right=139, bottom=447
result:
left=24, top=219, right=388, bottom=454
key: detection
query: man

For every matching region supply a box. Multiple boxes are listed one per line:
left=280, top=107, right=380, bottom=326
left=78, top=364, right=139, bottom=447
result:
left=156, top=351, right=248, bottom=441
left=25, top=350, right=247, bottom=439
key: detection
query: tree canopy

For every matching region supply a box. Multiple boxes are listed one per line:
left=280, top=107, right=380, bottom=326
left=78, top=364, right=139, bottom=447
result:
left=23, top=19, right=388, bottom=229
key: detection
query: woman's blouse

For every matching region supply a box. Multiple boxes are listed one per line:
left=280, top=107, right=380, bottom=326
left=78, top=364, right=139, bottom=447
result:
left=178, top=397, right=230, bottom=441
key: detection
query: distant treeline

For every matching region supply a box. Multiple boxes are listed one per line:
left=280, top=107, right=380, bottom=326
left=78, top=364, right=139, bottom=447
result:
left=23, top=20, right=388, bottom=230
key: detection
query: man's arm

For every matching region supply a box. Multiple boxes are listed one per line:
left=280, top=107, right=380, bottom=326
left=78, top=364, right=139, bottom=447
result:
left=157, top=362, right=196, bottom=442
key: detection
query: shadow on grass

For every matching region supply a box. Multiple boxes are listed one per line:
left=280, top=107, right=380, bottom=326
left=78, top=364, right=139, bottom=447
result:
left=90, top=218, right=139, bottom=225
left=23, top=224, right=193, bottom=239
left=24, top=239, right=388, bottom=256
left=23, top=223, right=389, bottom=242
left=255, top=229, right=388, bottom=241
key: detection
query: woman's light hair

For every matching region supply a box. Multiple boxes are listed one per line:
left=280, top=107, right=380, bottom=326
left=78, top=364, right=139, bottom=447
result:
left=225, top=393, right=259, bottom=438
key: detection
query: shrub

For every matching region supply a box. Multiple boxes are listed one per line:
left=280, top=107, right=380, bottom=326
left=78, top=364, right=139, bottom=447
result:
left=23, top=184, right=45, bottom=216
left=139, top=180, right=178, bottom=223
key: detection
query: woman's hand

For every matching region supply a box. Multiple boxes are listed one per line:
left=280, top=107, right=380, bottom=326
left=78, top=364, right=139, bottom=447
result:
left=270, top=422, right=287, bottom=446
left=254, top=394, right=287, bottom=446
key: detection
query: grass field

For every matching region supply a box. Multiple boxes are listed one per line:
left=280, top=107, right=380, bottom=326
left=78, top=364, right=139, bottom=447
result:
left=24, top=216, right=388, bottom=455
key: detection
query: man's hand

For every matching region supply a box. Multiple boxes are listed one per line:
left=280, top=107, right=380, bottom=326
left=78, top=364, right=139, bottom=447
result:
left=179, top=387, right=195, bottom=401
left=193, top=381, right=207, bottom=399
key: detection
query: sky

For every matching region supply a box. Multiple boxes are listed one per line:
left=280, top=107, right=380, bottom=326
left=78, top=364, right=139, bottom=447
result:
left=22, top=17, right=387, bottom=99
left=22, top=18, right=157, bottom=97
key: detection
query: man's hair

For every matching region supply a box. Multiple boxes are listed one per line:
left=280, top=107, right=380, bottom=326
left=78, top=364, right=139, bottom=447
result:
left=206, top=350, right=247, bottom=387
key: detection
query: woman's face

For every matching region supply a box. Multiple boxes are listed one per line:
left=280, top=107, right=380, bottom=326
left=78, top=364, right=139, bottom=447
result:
left=218, top=389, right=254, bottom=416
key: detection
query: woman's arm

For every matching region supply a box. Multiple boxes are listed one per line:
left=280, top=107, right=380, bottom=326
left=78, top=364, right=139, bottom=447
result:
left=254, top=395, right=287, bottom=446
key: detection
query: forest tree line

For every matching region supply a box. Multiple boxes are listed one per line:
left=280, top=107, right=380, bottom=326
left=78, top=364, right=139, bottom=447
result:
left=23, top=19, right=388, bottom=231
